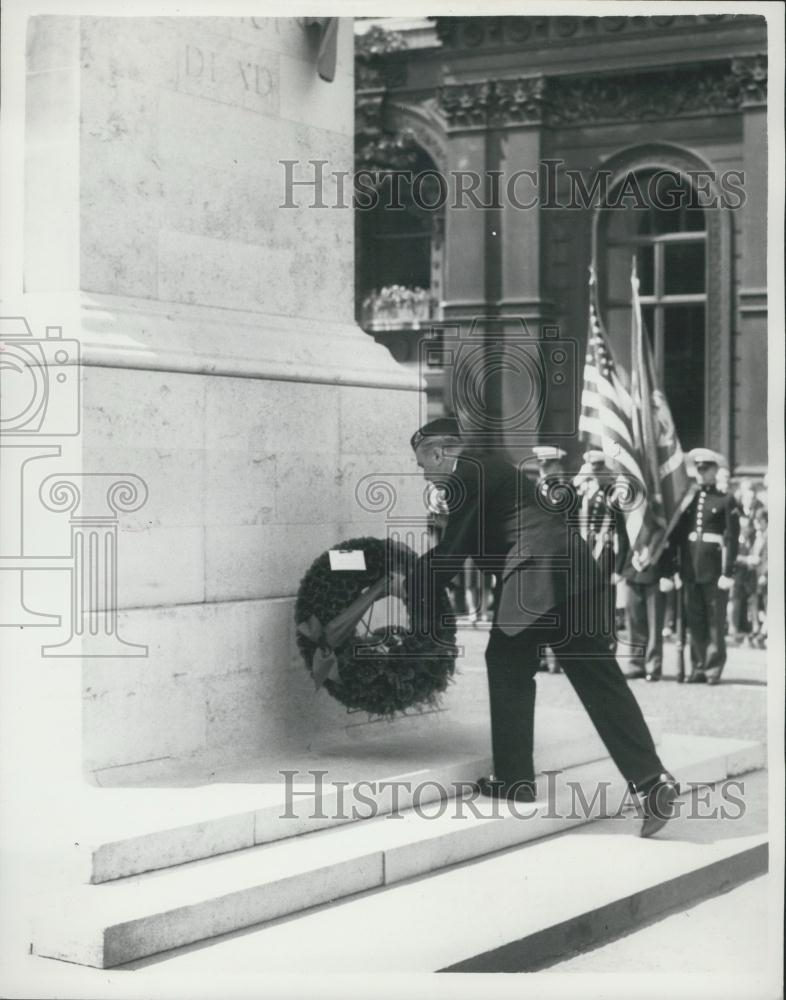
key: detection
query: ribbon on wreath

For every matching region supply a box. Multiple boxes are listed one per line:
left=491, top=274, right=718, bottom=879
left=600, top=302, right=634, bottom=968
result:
left=296, top=574, right=392, bottom=690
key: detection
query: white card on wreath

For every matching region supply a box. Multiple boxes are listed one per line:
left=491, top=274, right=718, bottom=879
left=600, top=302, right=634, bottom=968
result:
left=329, top=549, right=366, bottom=571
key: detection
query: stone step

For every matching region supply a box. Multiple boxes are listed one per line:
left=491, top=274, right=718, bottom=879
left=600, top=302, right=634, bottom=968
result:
left=73, top=708, right=652, bottom=883
left=30, top=732, right=764, bottom=968
left=121, top=771, right=768, bottom=976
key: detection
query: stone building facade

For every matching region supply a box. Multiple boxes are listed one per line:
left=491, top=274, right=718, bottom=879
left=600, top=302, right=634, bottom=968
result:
left=356, top=14, right=768, bottom=473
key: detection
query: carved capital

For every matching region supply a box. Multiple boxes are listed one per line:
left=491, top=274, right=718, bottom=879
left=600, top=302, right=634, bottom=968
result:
left=490, top=75, right=546, bottom=127
left=730, top=53, right=768, bottom=106
left=430, top=58, right=766, bottom=137
left=437, top=81, right=493, bottom=130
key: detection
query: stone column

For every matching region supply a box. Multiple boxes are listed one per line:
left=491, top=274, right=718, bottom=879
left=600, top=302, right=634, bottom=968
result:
left=438, top=82, right=494, bottom=322
left=732, top=54, right=768, bottom=474
left=491, top=76, right=562, bottom=460
left=433, top=84, right=493, bottom=431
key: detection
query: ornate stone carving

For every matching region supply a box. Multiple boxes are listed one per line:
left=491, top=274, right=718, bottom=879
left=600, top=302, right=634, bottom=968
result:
left=730, top=53, right=768, bottom=106
left=435, top=58, right=766, bottom=132
left=437, top=81, right=493, bottom=129
left=355, top=91, right=385, bottom=166
left=355, top=23, right=409, bottom=89
left=546, top=60, right=767, bottom=127
left=355, top=90, right=385, bottom=137
left=490, top=76, right=546, bottom=126
left=355, top=92, right=423, bottom=174
left=548, top=67, right=714, bottom=126
left=433, top=14, right=762, bottom=50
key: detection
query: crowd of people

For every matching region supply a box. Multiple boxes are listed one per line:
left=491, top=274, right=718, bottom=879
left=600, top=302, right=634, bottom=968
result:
left=719, top=473, right=769, bottom=649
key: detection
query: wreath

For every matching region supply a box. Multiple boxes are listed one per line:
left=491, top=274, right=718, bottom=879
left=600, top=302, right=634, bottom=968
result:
left=295, top=536, right=457, bottom=716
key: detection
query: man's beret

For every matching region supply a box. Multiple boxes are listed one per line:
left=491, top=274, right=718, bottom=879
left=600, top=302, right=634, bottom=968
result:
left=410, top=416, right=461, bottom=452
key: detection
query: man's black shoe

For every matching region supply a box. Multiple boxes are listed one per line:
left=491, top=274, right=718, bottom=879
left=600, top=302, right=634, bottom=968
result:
left=686, top=671, right=707, bottom=684
left=624, top=668, right=646, bottom=680
left=476, top=775, right=537, bottom=803
left=645, top=671, right=662, bottom=683
left=640, top=774, right=680, bottom=838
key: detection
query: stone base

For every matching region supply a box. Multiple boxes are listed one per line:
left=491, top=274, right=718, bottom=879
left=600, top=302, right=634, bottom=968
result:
left=29, top=731, right=765, bottom=968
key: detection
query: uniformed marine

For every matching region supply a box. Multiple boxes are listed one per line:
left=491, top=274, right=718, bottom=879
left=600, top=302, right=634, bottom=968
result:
left=666, top=448, right=739, bottom=684
left=531, top=446, right=570, bottom=507
left=574, top=450, right=624, bottom=643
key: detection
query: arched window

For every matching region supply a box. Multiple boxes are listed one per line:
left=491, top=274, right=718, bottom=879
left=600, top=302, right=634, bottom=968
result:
left=599, top=170, right=708, bottom=451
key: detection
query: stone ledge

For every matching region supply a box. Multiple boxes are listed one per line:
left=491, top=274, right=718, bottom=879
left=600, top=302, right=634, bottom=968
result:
left=77, top=292, right=422, bottom=391
left=30, top=732, right=764, bottom=968
left=74, top=708, right=661, bottom=881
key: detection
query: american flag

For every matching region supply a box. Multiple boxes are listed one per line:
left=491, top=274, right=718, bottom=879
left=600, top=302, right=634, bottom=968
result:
left=578, top=266, right=680, bottom=571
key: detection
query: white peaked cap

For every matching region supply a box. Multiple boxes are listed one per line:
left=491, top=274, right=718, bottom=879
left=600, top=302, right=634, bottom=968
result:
left=532, top=446, right=567, bottom=462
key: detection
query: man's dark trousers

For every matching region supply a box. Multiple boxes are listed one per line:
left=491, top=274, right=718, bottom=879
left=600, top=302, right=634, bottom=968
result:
left=484, top=602, right=666, bottom=789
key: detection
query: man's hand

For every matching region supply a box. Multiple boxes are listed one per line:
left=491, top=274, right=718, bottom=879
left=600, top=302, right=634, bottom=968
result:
left=658, top=576, right=674, bottom=593
left=610, top=572, right=622, bottom=586
left=717, top=575, right=734, bottom=591
left=673, top=573, right=683, bottom=591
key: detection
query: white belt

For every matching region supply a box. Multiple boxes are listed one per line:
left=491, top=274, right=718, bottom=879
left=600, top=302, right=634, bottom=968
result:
left=688, top=532, right=723, bottom=545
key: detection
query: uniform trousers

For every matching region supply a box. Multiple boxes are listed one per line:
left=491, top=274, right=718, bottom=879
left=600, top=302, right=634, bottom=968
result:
left=685, top=580, right=728, bottom=678
left=625, top=581, right=665, bottom=677
left=484, top=603, right=666, bottom=791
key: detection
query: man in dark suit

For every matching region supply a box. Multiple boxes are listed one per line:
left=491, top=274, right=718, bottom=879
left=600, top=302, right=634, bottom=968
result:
left=401, top=418, right=678, bottom=837
left=666, top=448, right=739, bottom=684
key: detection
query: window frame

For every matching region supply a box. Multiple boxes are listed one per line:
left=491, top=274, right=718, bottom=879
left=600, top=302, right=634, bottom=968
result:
left=605, top=228, right=707, bottom=379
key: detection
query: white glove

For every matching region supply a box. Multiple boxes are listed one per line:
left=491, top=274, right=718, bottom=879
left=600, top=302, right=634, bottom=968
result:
left=658, top=577, right=674, bottom=593
left=673, top=573, right=683, bottom=591
left=717, top=575, right=734, bottom=591
left=610, top=572, right=622, bottom=586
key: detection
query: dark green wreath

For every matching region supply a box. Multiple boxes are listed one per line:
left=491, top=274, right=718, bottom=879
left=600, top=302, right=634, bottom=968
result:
left=295, top=536, right=457, bottom=716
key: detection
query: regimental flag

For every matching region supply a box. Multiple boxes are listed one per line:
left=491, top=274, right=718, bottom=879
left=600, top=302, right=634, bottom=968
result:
left=578, top=265, right=689, bottom=572
left=629, top=262, right=693, bottom=568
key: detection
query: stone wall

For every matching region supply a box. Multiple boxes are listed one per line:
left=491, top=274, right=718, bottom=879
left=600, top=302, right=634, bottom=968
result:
left=24, top=15, right=426, bottom=778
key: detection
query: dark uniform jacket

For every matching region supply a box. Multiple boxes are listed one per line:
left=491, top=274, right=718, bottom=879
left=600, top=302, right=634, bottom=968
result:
left=578, top=479, right=625, bottom=577
left=415, top=449, right=596, bottom=636
left=666, top=484, right=739, bottom=583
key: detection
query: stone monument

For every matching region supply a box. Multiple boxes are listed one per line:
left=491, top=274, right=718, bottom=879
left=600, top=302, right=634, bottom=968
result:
left=14, top=15, right=426, bottom=782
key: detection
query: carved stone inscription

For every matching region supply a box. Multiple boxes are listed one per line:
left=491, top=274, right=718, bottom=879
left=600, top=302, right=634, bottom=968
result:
left=177, top=42, right=279, bottom=116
